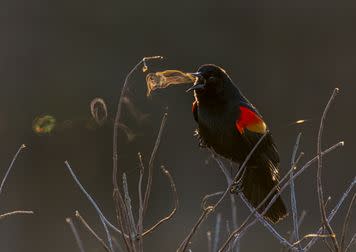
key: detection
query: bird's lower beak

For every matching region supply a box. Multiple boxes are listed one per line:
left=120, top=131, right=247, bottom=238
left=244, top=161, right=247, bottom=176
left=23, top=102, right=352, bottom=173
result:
left=186, top=83, right=205, bottom=92
left=186, top=72, right=205, bottom=92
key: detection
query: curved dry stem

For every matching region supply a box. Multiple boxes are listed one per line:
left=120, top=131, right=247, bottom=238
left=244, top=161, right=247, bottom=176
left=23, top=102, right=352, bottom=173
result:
left=316, top=88, right=340, bottom=251
left=177, top=206, right=214, bottom=252
left=292, top=233, right=335, bottom=248
left=219, top=141, right=344, bottom=251
left=340, top=193, right=356, bottom=251
left=178, top=132, right=268, bottom=252
left=113, top=56, right=163, bottom=192
left=112, top=56, right=162, bottom=249
left=142, top=112, right=168, bottom=216
left=0, top=210, right=33, bottom=220
left=64, top=161, right=114, bottom=252
left=142, top=166, right=178, bottom=237
left=345, top=233, right=356, bottom=252
left=66, top=217, right=86, bottom=252
left=304, top=176, right=355, bottom=251
left=0, top=144, right=26, bottom=196
left=75, top=211, right=111, bottom=252
left=290, top=133, right=302, bottom=250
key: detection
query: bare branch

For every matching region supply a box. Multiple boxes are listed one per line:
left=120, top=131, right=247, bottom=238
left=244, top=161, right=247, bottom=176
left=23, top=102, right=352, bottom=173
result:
left=142, top=166, right=178, bottom=237
left=112, top=56, right=162, bottom=250
left=345, top=233, right=356, bottom=252
left=286, top=210, right=307, bottom=252
left=64, top=161, right=114, bottom=252
left=290, top=133, right=302, bottom=250
left=112, top=56, right=162, bottom=194
left=219, top=141, right=344, bottom=251
left=316, top=88, right=340, bottom=251
left=122, top=173, right=137, bottom=239
left=66, top=217, right=86, bottom=252
left=137, top=152, right=145, bottom=235
left=177, top=206, right=214, bottom=252
left=304, top=177, right=355, bottom=251
left=143, top=112, right=168, bottom=216
left=0, top=144, right=26, bottom=196
left=201, top=191, right=224, bottom=209
left=292, top=233, right=335, bottom=248
left=340, top=193, right=356, bottom=251
left=178, top=133, right=268, bottom=252
left=75, top=211, right=111, bottom=252
left=137, top=152, right=145, bottom=251
left=213, top=213, right=222, bottom=252
left=207, top=231, right=212, bottom=252
left=0, top=210, right=33, bottom=220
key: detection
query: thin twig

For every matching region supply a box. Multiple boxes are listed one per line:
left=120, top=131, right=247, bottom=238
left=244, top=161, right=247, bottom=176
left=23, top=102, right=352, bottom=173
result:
left=137, top=152, right=145, bottom=251
left=112, top=56, right=162, bottom=250
left=137, top=152, right=145, bottom=234
left=207, top=231, right=212, bottom=252
left=304, top=177, right=355, bottom=251
left=142, top=112, right=168, bottom=216
left=215, top=147, right=293, bottom=250
left=64, top=161, right=114, bottom=252
left=290, top=133, right=302, bottom=250
left=122, top=173, right=137, bottom=239
left=345, top=233, right=356, bottom=252
left=201, top=192, right=224, bottom=209
left=75, top=211, right=111, bottom=252
left=213, top=213, right=222, bottom=252
left=226, top=221, right=234, bottom=252
left=142, top=166, right=178, bottom=237
left=340, top=193, right=356, bottom=251
left=316, top=88, right=340, bottom=251
left=229, top=194, right=239, bottom=252
left=66, top=217, right=86, bottom=252
left=219, top=141, right=344, bottom=251
left=112, top=55, right=163, bottom=193
left=0, top=210, right=33, bottom=220
left=0, top=144, right=26, bottom=195
left=178, top=133, right=268, bottom=252
left=292, top=233, right=335, bottom=248
left=324, top=196, right=332, bottom=210
left=286, top=210, right=307, bottom=252
left=177, top=206, right=214, bottom=252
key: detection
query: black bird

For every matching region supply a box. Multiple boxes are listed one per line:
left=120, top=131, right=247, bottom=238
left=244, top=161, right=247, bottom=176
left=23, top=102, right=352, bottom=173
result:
left=187, top=64, right=287, bottom=223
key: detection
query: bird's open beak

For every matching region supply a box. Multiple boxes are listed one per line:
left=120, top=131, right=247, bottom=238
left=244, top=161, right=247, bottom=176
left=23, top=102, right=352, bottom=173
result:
left=186, top=72, right=205, bottom=92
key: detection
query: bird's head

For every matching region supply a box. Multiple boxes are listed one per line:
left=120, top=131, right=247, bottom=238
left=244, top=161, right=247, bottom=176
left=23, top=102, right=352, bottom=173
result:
left=186, top=64, right=231, bottom=96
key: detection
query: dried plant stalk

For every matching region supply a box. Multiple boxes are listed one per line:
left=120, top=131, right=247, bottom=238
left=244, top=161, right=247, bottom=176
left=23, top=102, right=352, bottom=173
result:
left=75, top=211, right=111, bottom=252
left=66, top=217, right=86, bottom=252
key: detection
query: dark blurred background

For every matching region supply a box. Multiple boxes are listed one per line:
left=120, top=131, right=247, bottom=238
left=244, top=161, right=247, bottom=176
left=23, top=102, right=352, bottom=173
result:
left=0, top=0, right=355, bottom=251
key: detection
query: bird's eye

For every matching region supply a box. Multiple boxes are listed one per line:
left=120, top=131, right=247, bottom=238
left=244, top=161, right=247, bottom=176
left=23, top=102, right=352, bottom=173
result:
left=208, top=76, right=216, bottom=82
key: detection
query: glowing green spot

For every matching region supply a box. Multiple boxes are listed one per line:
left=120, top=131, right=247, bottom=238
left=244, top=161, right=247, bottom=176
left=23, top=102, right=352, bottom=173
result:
left=32, top=115, right=56, bottom=135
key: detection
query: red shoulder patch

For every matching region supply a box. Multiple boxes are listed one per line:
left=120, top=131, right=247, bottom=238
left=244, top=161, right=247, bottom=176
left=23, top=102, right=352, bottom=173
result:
left=236, top=106, right=266, bottom=134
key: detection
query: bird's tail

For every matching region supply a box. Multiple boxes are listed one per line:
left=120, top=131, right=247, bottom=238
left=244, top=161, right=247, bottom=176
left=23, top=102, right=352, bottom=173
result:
left=241, top=159, right=288, bottom=223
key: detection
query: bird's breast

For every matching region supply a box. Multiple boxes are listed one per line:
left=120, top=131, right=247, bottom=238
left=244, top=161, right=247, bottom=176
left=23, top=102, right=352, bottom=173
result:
left=196, top=103, right=243, bottom=160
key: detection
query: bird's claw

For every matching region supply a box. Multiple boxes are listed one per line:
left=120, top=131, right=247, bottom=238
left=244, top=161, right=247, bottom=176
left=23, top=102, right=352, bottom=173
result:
left=198, top=140, right=208, bottom=148
left=195, top=130, right=208, bottom=148
left=230, top=179, right=244, bottom=194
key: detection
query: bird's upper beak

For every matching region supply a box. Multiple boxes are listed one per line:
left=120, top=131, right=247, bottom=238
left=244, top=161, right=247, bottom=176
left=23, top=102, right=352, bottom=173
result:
left=186, top=72, right=205, bottom=92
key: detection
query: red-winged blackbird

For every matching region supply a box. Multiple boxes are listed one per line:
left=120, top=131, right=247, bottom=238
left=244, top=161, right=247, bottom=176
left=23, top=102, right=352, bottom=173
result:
left=187, top=64, right=287, bottom=223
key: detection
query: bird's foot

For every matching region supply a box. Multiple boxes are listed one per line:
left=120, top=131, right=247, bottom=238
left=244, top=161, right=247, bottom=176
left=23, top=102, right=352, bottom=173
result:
left=230, top=177, right=244, bottom=194
left=194, top=129, right=208, bottom=148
